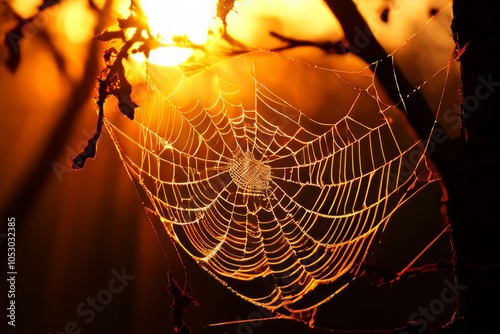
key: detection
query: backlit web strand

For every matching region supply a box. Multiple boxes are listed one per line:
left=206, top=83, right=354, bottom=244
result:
left=105, top=49, right=441, bottom=315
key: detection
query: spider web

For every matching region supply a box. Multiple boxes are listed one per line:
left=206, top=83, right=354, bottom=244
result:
left=98, top=1, right=456, bottom=329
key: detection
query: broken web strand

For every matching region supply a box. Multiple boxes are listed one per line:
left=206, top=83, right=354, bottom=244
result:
left=378, top=43, right=463, bottom=284
left=97, top=5, right=457, bottom=333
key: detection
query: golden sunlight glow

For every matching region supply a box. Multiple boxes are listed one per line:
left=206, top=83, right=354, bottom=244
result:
left=139, top=0, right=218, bottom=66
left=60, top=2, right=96, bottom=44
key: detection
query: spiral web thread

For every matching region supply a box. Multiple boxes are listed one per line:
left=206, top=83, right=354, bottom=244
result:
left=103, top=22, right=452, bottom=320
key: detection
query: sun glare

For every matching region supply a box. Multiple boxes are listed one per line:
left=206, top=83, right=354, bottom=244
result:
left=139, top=0, right=218, bottom=66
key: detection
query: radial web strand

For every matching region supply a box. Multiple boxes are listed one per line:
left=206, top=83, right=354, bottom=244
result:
left=103, top=45, right=451, bottom=317
left=79, top=1, right=462, bottom=330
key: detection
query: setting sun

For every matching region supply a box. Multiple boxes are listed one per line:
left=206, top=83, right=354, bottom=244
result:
left=139, top=0, right=218, bottom=66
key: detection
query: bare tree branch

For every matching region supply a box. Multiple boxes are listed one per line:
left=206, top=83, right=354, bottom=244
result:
left=324, top=0, right=438, bottom=142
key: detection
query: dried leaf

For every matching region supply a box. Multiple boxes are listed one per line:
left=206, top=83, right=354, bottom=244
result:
left=106, top=61, right=138, bottom=120
left=216, top=0, right=236, bottom=26
left=95, top=29, right=125, bottom=42
left=117, top=15, right=142, bottom=29
left=72, top=79, right=106, bottom=170
left=71, top=135, right=98, bottom=170
left=4, top=21, right=23, bottom=72
left=71, top=7, right=143, bottom=169
left=117, top=94, right=138, bottom=120
left=102, top=47, right=118, bottom=64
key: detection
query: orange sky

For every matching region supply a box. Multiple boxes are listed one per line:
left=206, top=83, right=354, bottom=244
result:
left=0, top=1, right=460, bottom=333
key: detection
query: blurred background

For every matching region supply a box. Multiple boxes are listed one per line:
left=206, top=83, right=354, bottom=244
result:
left=0, top=0, right=461, bottom=333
